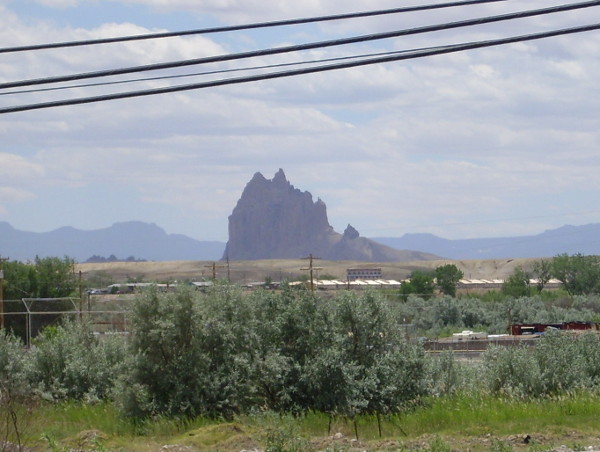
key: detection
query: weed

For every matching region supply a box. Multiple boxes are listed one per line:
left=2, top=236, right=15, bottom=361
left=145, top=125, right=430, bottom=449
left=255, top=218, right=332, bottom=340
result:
left=321, top=444, right=350, bottom=452
left=425, top=436, right=451, bottom=452
left=41, top=433, right=66, bottom=452
left=489, top=439, right=513, bottom=451
left=91, top=436, right=109, bottom=452
left=264, top=425, right=312, bottom=452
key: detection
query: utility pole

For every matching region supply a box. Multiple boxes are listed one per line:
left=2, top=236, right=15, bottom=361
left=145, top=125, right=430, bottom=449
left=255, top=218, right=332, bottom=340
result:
left=78, top=270, right=83, bottom=321
left=226, top=254, right=231, bottom=282
left=204, top=262, right=226, bottom=281
left=301, top=254, right=322, bottom=292
left=0, top=256, right=8, bottom=329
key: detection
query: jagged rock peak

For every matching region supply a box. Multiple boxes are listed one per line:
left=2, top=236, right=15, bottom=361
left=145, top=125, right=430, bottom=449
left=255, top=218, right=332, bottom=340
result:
left=272, top=168, right=288, bottom=185
left=250, top=171, right=267, bottom=183
left=343, top=224, right=360, bottom=240
left=224, top=169, right=335, bottom=260
left=223, top=170, right=435, bottom=262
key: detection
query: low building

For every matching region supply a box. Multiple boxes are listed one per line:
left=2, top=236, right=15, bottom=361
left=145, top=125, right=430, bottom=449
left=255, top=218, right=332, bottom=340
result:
left=316, top=279, right=401, bottom=290
left=346, top=268, right=382, bottom=281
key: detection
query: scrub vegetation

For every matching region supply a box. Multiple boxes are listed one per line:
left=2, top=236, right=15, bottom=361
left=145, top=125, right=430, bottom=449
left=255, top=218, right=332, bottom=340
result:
left=3, top=254, right=600, bottom=450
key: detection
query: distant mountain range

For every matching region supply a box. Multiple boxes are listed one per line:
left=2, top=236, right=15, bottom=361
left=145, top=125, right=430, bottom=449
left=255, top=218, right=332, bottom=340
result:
left=0, top=221, right=224, bottom=262
left=373, top=223, right=600, bottom=260
left=1, top=221, right=599, bottom=262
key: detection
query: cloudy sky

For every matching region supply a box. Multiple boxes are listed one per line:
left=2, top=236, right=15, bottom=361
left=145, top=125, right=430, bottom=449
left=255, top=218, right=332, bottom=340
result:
left=1, top=0, right=600, bottom=244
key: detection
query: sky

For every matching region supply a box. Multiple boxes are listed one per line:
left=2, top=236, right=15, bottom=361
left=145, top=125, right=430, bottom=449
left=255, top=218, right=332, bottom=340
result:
left=1, top=0, right=600, bottom=243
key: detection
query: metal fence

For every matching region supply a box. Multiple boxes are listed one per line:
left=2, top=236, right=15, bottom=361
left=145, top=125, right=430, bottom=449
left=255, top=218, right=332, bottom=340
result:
left=2, top=297, right=128, bottom=346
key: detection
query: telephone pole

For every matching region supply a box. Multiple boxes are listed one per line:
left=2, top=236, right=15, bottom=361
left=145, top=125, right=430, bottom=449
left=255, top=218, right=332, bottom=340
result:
left=204, top=262, right=226, bottom=281
left=225, top=254, right=231, bottom=282
left=301, top=254, right=322, bottom=292
left=0, top=256, right=8, bottom=329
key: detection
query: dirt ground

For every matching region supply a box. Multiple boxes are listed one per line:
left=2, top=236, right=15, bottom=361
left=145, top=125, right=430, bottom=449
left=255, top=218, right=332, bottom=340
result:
left=75, top=257, right=539, bottom=285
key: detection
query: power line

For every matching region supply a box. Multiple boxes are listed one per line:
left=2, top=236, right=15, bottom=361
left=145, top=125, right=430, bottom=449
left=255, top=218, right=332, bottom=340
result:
left=0, top=47, right=439, bottom=97
left=2, top=0, right=598, bottom=91
left=1, top=22, right=598, bottom=115
left=0, top=0, right=508, bottom=54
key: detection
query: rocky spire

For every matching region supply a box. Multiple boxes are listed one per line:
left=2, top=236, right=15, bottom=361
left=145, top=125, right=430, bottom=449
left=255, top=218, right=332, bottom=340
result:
left=223, top=170, right=335, bottom=260
left=223, top=170, right=435, bottom=262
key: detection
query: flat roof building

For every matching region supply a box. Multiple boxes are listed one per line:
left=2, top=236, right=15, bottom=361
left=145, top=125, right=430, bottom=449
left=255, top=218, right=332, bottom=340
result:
left=346, top=268, right=382, bottom=281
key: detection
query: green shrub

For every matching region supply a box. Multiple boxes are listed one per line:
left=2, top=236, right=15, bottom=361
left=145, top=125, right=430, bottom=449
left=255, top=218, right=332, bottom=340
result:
left=482, top=330, right=600, bottom=398
left=117, top=286, right=428, bottom=420
left=427, top=351, right=482, bottom=396
left=0, top=331, right=33, bottom=447
left=117, top=286, right=258, bottom=419
left=29, top=319, right=127, bottom=401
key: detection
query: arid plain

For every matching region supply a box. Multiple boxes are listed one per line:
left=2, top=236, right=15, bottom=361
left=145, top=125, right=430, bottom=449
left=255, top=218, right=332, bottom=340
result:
left=76, top=257, right=539, bottom=285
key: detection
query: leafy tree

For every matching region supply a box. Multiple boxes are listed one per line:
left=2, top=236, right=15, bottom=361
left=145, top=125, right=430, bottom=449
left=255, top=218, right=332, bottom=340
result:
left=532, top=259, right=553, bottom=292
left=3, top=261, right=36, bottom=301
left=33, top=256, right=77, bottom=298
left=399, top=280, right=415, bottom=302
left=551, top=253, right=600, bottom=295
left=501, top=267, right=532, bottom=298
left=435, top=264, right=464, bottom=297
left=3, top=257, right=76, bottom=300
left=400, top=271, right=435, bottom=300
left=3, top=257, right=77, bottom=341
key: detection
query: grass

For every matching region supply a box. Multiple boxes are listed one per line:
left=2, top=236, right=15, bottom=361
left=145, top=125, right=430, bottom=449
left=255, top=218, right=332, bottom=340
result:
left=10, top=392, right=600, bottom=451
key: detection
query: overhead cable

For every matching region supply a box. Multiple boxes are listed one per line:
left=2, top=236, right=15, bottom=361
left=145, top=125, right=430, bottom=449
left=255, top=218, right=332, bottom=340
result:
left=0, top=0, right=508, bottom=54
left=1, top=0, right=598, bottom=91
left=0, top=48, right=432, bottom=96
left=2, top=22, right=599, bottom=114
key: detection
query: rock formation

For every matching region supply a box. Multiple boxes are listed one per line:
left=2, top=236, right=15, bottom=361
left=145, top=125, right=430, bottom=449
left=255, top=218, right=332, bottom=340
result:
left=223, top=169, right=439, bottom=262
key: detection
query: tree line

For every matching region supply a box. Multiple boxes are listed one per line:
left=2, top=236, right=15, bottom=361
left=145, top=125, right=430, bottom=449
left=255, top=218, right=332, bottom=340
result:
left=399, top=253, right=600, bottom=299
left=2, top=256, right=76, bottom=300
left=2, top=252, right=600, bottom=302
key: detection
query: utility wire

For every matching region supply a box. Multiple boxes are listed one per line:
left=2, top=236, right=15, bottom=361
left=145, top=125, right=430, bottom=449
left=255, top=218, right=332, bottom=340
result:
left=1, top=22, right=599, bottom=115
left=0, top=47, right=441, bottom=97
left=1, top=0, right=599, bottom=91
left=0, top=0, right=508, bottom=54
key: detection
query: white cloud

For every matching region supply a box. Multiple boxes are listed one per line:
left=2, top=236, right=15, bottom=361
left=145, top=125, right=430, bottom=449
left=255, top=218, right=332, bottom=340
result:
left=32, top=0, right=79, bottom=7
left=2, top=1, right=600, bottom=240
left=0, top=186, right=36, bottom=202
left=0, top=154, right=45, bottom=181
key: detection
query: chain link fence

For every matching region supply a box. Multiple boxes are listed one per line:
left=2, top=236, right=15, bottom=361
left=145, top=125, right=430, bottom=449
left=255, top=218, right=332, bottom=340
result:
left=2, top=296, right=128, bottom=346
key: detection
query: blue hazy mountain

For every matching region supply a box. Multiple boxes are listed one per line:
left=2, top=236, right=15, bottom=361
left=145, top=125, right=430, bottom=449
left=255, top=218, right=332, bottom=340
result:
left=373, top=223, right=600, bottom=260
left=0, top=221, right=224, bottom=262
left=2, top=220, right=599, bottom=263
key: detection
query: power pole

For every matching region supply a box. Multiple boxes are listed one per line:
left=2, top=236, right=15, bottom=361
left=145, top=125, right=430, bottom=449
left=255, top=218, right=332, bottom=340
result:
left=301, top=254, right=322, bottom=292
left=0, top=256, right=8, bottom=329
left=226, top=254, right=231, bottom=282
left=78, top=270, right=83, bottom=321
left=204, top=262, right=226, bottom=281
